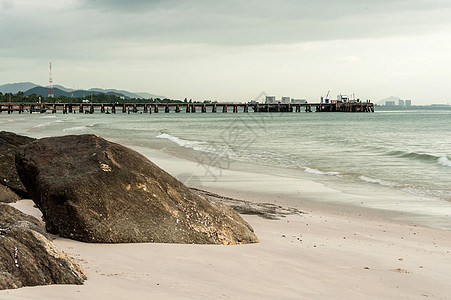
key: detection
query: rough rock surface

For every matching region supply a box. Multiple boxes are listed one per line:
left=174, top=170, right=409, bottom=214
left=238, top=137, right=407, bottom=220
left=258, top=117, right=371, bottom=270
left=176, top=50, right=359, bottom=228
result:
left=0, top=184, right=20, bottom=203
left=0, top=204, right=86, bottom=290
left=16, top=134, right=258, bottom=244
left=0, top=131, right=35, bottom=201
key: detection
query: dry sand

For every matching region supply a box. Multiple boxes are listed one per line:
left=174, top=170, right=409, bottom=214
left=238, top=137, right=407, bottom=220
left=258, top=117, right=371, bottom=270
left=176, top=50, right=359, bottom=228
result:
left=2, top=147, right=451, bottom=299
left=3, top=194, right=451, bottom=300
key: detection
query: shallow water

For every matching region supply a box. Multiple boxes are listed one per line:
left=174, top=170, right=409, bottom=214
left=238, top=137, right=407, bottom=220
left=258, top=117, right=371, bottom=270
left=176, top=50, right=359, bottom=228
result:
left=1, top=107, right=450, bottom=229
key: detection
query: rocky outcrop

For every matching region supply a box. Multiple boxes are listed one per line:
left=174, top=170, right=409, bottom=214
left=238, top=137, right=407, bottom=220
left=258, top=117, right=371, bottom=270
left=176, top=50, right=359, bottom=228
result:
left=15, top=134, right=258, bottom=244
left=0, top=184, right=20, bottom=203
left=0, top=131, right=35, bottom=201
left=0, top=204, right=86, bottom=290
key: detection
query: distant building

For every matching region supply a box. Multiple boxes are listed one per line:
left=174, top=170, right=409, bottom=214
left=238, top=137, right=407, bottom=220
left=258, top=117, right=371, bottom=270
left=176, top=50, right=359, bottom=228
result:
left=337, top=94, right=350, bottom=102
left=398, top=99, right=405, bottom=107
left=385, top=101, right=395, bottom=106
left=405, top=100, right=412, bottom=107
left=291, top=99, right=307, bottom=104
left=281, top=97, right=291, bottom=104
left=265, top=96, right=276, bottom=104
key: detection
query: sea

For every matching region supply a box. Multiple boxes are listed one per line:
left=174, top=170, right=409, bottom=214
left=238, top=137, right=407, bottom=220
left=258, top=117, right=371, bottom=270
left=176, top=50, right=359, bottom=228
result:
left=1, top=106, right=450, bottom=229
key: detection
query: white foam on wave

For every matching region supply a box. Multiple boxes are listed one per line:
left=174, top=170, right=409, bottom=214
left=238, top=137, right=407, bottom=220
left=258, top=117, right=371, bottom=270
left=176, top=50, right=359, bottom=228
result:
left=63, top=126, right=88, bottom=132
left=32, top=118, right=64, bottom=129
left=304, top=167, right=340, bottom=176
left=32, top=123, right=47, bottom=128
left=437, top=156, right=451, bottom=167
left=359, top=175, right=397, bottom=187
left=156, top=133, right=206, bottom=150
left=156, top=133, right=236, bottom=160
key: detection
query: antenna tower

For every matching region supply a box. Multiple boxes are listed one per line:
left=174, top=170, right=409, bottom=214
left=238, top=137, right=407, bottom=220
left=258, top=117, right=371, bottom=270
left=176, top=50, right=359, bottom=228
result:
left=48, top=61, right=54, bottom=98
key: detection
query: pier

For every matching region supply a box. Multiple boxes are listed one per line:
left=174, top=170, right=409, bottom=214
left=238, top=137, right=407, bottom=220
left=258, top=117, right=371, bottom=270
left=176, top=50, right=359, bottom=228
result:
left=0, top=102, right=374, bottom=114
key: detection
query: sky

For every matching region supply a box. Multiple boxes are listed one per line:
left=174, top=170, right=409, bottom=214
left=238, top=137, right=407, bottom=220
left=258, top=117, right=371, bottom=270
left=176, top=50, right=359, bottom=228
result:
left=1, top=0, right=451, bottom=104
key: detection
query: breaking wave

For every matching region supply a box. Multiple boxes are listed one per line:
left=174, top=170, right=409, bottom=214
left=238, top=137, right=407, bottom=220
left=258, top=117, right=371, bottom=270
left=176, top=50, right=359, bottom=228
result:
left=304, top=167, right=340, bottom=176
left=438, top=157, right=451, bottom=167
left=387, top=150, right=451, bottom=168
left=156, top=133, right=210, bottom=152
left=358, top=176, right=397, bottom=187
left=63, top=126, right=88, bottom=132
left=156, top=133, right=235, bottom=160
left=386, top=150, right=439, bottom=162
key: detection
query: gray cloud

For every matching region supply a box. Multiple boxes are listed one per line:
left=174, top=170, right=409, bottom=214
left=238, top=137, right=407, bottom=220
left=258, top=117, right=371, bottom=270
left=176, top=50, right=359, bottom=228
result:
left=3, top=0, right=451, bottom=54
left=80, top=0, right=182, bottom=12
left=74, top=0, right=451, bottom=46
left=1, top=0, right=14, bottom=10
left=0, top=0, right=449, bottom=65
left=2, top=0, right=451, bottom=104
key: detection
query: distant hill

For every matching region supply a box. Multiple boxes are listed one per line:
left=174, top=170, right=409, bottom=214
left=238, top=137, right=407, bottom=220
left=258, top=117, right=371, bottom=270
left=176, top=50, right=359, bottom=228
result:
left=24, top=87, right=131, bottom=99
left=134, top=92, right=166, bottom=99
left=0, top=82, right=165, bottom=99
left=53, top=84, right=73, bottom=92
left=88, top=88, right=165, bottom=99
left=24, top=86, right=67, bottom=97
left=88, top=88, right=140, bottom=99
left=0, top=82, right=39, bottom=94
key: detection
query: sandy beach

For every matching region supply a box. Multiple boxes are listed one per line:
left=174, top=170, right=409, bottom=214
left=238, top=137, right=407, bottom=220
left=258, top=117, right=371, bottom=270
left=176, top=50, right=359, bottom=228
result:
left=2, top=195, right=450, bottom=300
left=2, top=145, right=451, bottom=300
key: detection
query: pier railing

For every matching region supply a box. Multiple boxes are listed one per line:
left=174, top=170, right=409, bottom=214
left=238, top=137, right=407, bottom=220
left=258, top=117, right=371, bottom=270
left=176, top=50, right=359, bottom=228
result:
left=0, top=102, right=374, bottom=114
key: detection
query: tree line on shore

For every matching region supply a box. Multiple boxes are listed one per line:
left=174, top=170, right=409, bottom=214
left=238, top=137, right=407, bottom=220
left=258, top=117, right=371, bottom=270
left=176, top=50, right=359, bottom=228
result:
left=0, top=92, right=217, bottom=104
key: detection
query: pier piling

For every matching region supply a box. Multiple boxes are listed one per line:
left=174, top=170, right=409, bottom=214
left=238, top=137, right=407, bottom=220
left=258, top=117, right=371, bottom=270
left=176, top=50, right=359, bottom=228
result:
left=1, top=101, right=374, bottom=116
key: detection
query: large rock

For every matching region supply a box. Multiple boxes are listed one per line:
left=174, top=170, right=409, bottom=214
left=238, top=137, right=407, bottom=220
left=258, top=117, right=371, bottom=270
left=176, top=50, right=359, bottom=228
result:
left=15, top=134, right=258, bottom=244
left=0, top=204, right=86, bottom=290
left=0, top=131, right=35, bottom=201
left=0, top=184, right=20, bottom=203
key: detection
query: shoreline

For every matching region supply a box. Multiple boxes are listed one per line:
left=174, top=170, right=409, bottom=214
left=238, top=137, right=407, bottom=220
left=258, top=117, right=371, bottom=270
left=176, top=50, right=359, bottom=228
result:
left=2, top=142, right=451, bottom=299
left=1, top=112, right=450, bottom=231
left=128, top=145, right=451, bottom=231
left=4, top=194, right=451, bottom=299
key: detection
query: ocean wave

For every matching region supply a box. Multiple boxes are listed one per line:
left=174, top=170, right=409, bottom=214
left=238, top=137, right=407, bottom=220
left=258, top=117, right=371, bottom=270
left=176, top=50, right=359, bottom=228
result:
left=437, top=156, right=451, bottom=167
left=32, top=118, right=63, bottom=129
left=156, top=133, right=301, bottom=169
left=32, top=123, right=47, bottom=128
left=156, top=133, right=207, bottom=150
left=358, top=175, right=397, bottom=187
left=63, top=126, right=88, bottom=132
left=156, top=133, right=236, bottom=159
left=386, top=150, right=439, bottom=162
left=388, top=151, right=451, bottom=168
left=304, top=167, right=340, bottom=176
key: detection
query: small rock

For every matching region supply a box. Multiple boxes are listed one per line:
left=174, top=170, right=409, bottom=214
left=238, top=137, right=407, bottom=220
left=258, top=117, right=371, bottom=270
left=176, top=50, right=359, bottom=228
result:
left=0, top=204, right=86, bottom=290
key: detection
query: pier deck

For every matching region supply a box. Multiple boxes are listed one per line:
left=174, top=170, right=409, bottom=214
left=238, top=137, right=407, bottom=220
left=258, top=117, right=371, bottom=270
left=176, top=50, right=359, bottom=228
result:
left=0, top=102, right=374, bottom=114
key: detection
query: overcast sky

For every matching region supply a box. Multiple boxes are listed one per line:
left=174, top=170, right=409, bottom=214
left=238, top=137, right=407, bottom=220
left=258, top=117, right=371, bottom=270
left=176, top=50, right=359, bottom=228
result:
left=1, top=0, right=451, bottom=103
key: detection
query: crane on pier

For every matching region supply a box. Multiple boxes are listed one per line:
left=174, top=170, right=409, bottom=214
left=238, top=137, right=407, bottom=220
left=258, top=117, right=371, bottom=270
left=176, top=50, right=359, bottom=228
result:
left=321, top=90, right=330, bottom=103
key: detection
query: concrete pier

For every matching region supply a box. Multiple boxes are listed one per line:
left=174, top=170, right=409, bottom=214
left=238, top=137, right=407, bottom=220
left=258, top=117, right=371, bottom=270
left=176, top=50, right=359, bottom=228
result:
left=0, top=102, right=374, bottom=115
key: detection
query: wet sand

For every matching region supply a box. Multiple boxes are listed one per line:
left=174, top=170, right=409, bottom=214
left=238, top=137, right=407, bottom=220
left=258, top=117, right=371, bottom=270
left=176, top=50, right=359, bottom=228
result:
left=2, top=147, right=451, bottom=299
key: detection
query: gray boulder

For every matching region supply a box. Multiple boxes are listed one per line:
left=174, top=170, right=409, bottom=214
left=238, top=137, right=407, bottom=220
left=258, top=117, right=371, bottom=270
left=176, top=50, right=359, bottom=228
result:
left=0, top=131, right=35, bottom=201
left=15, top=134, right=258, bottom=244
left=0, top=204, right=86, bottom=290
left=0, top=184, right=20, bottom=203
